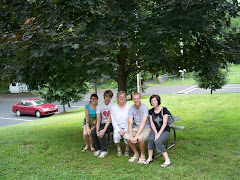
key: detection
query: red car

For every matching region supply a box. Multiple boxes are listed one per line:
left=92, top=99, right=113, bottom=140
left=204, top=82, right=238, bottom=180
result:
left=12, top=98, right=58, bottom=118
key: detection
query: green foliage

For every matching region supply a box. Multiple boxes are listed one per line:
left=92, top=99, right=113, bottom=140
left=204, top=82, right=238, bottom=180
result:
left=0, top=80, right=9, bottom=89
left=32, top=83, right=91, bottom=112
left=0, top=93, right=240, bottom=179
left=126, top=71, right=149, bottom=96
left=194, top=68, right=228, bottom=94
left=0, top=0, right=97, bottom=91
left=96, top=79, right=118, bottom=90
left=0, top=0, right=239, bottom=94
left=0, top=78, right=9, bottom=93
left=0, top=88, right=9, bottom=94
left=141, top=0, right=240, bottom=72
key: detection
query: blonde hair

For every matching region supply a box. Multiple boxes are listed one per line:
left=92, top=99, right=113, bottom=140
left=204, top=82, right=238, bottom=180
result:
left=132, top=92, right=141, bottom=99
left=117, top=91, right=127, bottom=103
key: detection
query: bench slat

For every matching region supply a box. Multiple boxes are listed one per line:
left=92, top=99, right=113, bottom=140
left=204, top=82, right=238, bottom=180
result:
left=170, top=125, right=185, bottom=130
left=173, top=116, right=181, bottom=122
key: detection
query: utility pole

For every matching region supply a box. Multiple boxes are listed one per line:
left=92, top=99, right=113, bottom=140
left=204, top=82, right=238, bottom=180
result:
left=137, top=72, right=142, bottom=94
left=136, top=60, right=142, bottom=94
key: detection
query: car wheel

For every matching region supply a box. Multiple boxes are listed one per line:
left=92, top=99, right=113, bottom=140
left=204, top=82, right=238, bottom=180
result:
left=16, top=110, right=21, bottom=117
left=35, top=110, right=41, bottom=118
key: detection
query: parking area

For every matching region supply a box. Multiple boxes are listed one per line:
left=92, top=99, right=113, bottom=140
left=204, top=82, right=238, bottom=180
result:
left=0, top=84, right=239, bottom=127
left=0, top=93, right=81, bottom=127
left=0, top=89, right=112, bottom=127
left=173, top=84, right=240, bottom=94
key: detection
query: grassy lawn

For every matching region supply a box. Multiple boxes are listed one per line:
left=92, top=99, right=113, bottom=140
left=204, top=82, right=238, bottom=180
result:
left=1, top=93, right=240, bottom=179
left=149, top=64, right=240, bottom=86
left=149, top=76, right=196, bottom=86
left=228, top=64, right=240, bottom=84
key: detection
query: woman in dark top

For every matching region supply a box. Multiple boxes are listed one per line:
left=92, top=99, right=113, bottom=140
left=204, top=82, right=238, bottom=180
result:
left=144, top=95, right=171, bottom=167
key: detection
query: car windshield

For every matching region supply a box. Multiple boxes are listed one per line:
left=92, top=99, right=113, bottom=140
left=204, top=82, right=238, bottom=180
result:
left=32, top=99, right=45, bottom=106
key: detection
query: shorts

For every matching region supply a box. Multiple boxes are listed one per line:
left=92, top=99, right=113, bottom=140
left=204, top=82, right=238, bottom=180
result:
left=83, top=116, right=96, bottom=127
left=113, top=129, right=128, bottom=144
left=125, top=127, right=151, bottom=141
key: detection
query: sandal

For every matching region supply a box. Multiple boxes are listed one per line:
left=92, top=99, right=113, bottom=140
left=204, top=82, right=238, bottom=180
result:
left=128, top=156, right=139, bottom=163
left=91, top=147, right=96, bottom=153
left=138, top=158, right=146, bottom=164
left=82, top=146, right=89, bottom=152
left=124, top=150, right=130, bottom=156
left=143, top=159, right=153, bottom=165
left=161, top=162, right=172, bottom=167
left=117, top=150, right=122, bottom=156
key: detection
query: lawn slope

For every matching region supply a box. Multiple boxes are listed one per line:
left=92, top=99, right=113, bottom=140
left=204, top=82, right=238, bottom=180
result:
left=0, top=93, right=239, bottom=179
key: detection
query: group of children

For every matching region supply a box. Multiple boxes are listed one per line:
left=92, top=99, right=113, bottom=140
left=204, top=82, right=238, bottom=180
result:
left=82, top=90, right=172, bottom=167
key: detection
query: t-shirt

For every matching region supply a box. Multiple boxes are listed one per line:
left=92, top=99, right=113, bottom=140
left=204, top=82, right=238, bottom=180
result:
left=128, top=103, right=150, bottom=129
left=149, top=107, right=170, bottom=132
left=111, top=103, right=132, bottom=132
left=96, top=101, right=115, bottom=124
left=85, top=104, right=97, bottom=118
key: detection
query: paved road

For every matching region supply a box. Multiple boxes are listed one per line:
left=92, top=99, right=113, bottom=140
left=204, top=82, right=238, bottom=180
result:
left=0, top=84, right=239, bottom=127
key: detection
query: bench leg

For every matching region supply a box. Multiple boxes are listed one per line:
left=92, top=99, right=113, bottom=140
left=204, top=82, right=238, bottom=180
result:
left=107, top=133, right=114, bottom=144
left=167, top=129, right=176, bottom=150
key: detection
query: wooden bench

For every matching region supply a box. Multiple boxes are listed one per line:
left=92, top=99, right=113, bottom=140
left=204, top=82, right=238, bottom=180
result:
left=155, top=116, right=185, bottom=158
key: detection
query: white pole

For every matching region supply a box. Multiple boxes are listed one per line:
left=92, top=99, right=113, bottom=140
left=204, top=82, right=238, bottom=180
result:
left=137, top=72, right=142, bottom=94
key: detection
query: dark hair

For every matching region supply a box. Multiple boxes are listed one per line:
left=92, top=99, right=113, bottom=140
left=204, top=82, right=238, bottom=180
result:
left=149, top=95, right=161, bottom=106
left=104, top=90, right=113, bottom=98
left=90, top=93, right=98, bottom=99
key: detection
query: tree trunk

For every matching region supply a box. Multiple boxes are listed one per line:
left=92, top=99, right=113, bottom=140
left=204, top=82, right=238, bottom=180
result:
left=94, top=82, right=97, bottom=94
left=117, top=69, right=128, bottom=92
left=211, top=89, right=213, bottom=94
left=63, top=104, right=66, bottom=112
left=116, top=54, right=128, bottom=92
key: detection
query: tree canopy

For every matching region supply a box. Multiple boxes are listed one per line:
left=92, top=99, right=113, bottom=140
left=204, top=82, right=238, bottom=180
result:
left=1, top=0, right=239, bottom=95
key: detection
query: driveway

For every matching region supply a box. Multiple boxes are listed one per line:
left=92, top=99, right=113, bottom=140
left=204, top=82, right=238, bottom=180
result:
left=0, top=84, right=239, bottom=127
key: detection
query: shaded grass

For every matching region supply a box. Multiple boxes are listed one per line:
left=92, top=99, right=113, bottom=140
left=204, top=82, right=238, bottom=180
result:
left=0, top=88, right=9, bottom=94
left=0, top=93, right=240, bottom=179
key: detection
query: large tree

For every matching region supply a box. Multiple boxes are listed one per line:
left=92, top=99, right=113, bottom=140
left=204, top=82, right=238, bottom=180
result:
left=1, top=0, right=239, bottom=94
left=84, top=0, right=240, bottom=92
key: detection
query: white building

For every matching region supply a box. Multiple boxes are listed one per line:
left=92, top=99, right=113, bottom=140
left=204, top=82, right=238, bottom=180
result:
left=9, top=83, right=28, bottom=93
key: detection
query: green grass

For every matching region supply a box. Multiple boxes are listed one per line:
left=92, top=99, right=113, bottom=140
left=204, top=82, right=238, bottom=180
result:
left=1, top=93, right=240, bottom=179
left=149, top=64, right=240, bottom=86
left=90, top=79, right=118, bottom=91
left=149, top=76, right=196, bottom=86
left=228, top=64, right=240, bottom=84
